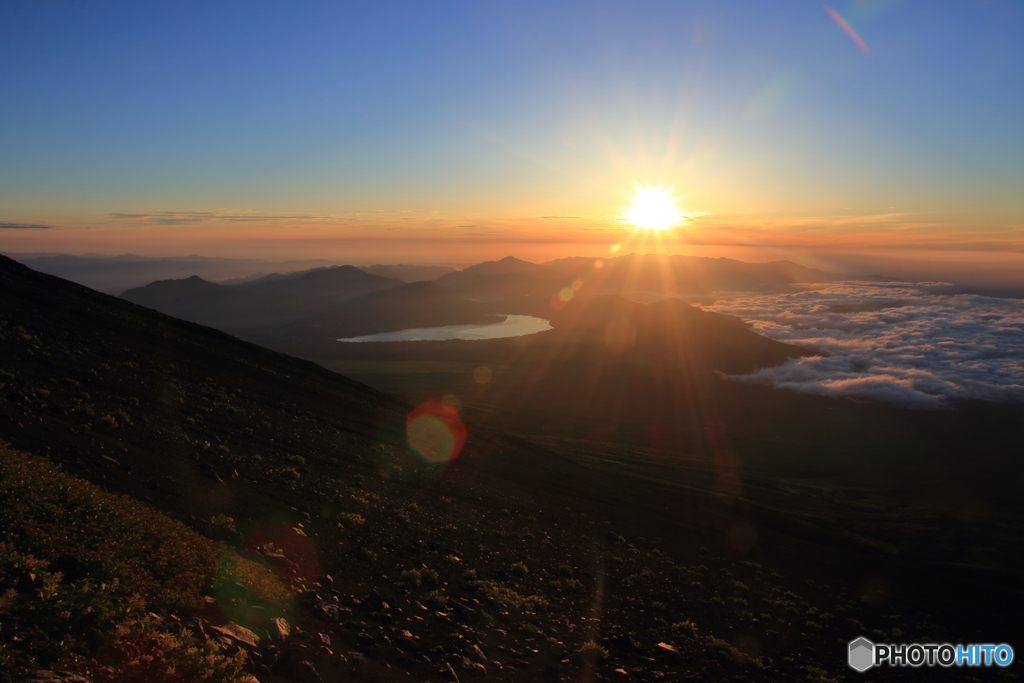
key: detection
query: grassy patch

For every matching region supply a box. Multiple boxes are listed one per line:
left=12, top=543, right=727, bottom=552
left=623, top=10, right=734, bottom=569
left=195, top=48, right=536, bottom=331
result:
left=471, top=580, right=548, bottom=612
left=0, top=445, right=279, bottom=680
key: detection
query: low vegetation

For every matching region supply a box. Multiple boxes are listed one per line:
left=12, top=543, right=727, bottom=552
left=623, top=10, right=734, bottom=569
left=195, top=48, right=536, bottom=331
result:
left=0, top=445, right=284, bottom=681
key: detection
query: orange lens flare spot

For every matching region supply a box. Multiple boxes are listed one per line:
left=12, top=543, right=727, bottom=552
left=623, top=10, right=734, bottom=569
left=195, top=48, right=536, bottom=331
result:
left=473, top=365, right=492, bottom=384
left=593, top=259, right=604, bottom=269
left=406, top=399, right=467, bottom=463
left=571, top=279, right=583, bottom=292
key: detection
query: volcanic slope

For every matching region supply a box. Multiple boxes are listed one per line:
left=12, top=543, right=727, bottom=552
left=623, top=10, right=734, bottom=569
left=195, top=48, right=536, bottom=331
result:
left=0, top=254, right=1017, bottom=682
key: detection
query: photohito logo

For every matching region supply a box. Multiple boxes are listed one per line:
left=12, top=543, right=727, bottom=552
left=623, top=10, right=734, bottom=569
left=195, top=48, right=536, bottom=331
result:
left=848, top=637, right=1014, bottom=671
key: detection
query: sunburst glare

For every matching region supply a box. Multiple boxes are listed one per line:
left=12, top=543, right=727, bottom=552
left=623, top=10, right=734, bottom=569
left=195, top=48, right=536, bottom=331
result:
left=622, top=186, right=685, bottom=231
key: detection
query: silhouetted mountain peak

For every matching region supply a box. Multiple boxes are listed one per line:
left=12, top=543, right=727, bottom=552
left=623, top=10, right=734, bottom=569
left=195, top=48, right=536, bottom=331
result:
left=436, top=256, right=539, bottom=285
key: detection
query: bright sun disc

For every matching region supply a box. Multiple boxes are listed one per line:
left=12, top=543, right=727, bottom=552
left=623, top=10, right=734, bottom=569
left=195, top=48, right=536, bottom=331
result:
left=623, top=187, right=684, bottom=231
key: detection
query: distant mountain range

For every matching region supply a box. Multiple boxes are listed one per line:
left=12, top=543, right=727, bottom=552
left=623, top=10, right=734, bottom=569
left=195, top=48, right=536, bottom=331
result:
left=112, top=253, right=870, bottom=343
left=436, top=253, right=864, bottom=305
left=121, top=266, right=403, bottom=327
left=1, top=252, right=458, bottom=294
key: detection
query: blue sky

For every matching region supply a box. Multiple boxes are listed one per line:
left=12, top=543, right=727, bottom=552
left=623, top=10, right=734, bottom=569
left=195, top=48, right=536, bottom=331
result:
left=1, top=0, right=1023, bottom=263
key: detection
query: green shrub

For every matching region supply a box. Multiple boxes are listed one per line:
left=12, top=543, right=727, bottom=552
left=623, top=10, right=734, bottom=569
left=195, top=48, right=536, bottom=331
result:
left=400, top=567, right=439, bottom=587
left=471, top=580, right=547, bottom=612
left=423, top=590, right=448, bottom=609
left=672, top=620, right=699, bottom=638
left=337, top=512, right=365, bottom=526
left=579, top=640, right=608, bottom=662
left=705, top=636, right=741, bottom=662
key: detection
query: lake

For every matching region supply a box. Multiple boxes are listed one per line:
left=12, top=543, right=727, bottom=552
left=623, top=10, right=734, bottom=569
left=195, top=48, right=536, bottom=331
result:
left=337, top=314, right=552, bottom=342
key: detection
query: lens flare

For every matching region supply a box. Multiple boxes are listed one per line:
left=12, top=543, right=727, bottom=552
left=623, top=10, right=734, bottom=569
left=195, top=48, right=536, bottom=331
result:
left=406, top=399, right=467, bottom=463
left=825, top=6, right=869, bottom=52
left=473, top=365, right=492, bottom=384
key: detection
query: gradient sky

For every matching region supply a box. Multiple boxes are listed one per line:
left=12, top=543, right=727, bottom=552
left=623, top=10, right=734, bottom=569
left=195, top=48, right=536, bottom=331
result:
left=1, top=1, right=1023, bottom=271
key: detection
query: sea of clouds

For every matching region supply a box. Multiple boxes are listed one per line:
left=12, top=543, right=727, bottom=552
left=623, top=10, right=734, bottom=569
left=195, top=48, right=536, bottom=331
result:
left=704, top=282, right=1024, bottom=409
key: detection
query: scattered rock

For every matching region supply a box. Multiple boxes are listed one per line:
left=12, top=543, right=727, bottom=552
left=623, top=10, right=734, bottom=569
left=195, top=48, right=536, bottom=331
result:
left=440, top=663, right=461, bottom=682
left=270, top=617, right=291, bottom=639
left=466, top=644, right=489, bottom=665
left=312, top=601, right=351, bottom=622
left=208, top=622, right=260, bottom=649
left=361, top=591, right=387, bottom=612
left=464, top=662, right=487, bottom=677
left=16, top=672, right=90, bottom=683
left=654, top=642, right=684, bottom=665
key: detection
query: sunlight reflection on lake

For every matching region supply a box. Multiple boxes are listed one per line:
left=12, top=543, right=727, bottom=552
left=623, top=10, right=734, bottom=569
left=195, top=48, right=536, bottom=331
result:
left=337, top=314, right=552, bottom=342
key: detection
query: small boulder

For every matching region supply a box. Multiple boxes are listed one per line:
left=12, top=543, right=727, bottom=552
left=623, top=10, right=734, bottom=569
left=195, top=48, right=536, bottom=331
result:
left=464, top=662, right=487, bottom=677
left=269, top=617, right=291, bottom=639
left=208, top=622, right=260, bottom=649
left=466, top=644, right=489, bottom=665
left=654, top=642, right=684, bottom=665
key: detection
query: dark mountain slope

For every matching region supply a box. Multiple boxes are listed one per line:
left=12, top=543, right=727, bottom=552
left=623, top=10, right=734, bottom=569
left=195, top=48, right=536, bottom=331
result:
left=546, top=294, right=814, bottom=374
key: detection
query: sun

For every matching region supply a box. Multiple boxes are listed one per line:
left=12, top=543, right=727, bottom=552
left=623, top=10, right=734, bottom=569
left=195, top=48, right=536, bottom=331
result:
left=623, top=186, right=684, bottom=231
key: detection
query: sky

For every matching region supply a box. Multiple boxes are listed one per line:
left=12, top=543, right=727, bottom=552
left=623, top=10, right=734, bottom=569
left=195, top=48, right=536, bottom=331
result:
left=2, top=1, right=1023, bottom=279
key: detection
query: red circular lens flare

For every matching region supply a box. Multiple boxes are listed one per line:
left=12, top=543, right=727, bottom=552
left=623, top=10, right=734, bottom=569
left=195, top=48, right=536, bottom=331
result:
left=406, top=400, right=467, bottom=463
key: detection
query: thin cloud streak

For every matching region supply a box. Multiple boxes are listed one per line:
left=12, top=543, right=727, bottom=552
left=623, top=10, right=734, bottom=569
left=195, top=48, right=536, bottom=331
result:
left=0, top=222, right=53, bottom=229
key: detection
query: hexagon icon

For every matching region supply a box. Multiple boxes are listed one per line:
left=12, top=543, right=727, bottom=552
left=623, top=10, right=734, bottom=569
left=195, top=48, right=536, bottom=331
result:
left=848, top=637, right=875, bottom=672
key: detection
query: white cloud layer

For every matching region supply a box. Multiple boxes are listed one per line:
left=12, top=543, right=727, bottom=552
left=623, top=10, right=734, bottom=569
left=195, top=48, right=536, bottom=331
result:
left=704, top=282, right=1024, bottom=409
